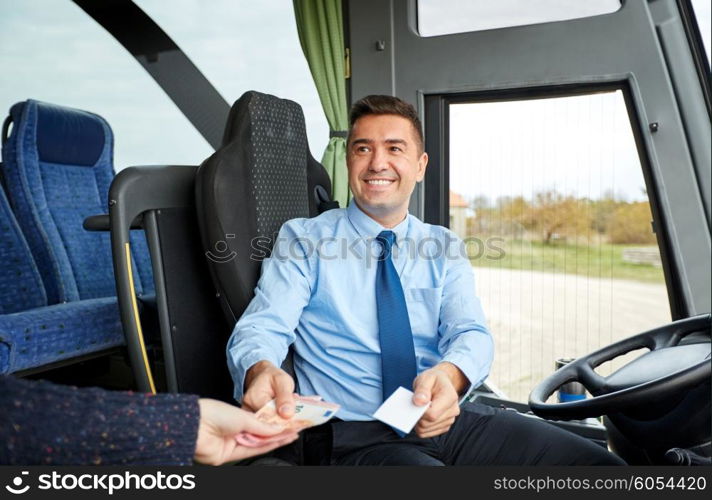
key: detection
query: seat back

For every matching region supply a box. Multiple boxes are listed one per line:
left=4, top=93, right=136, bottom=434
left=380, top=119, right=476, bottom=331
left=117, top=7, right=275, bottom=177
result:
left=0, top=186, right=46, bottom=314
left=1, top=100, right=153, bottom=304
left=195, top=91, right=334, bottom=324
left=107, top=165, right=234, bottom=398
left=0, top=184, right=125, bottom=376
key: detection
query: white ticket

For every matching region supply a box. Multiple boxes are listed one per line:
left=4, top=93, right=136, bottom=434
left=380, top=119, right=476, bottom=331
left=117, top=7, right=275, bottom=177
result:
left=372, top=387, right=430, bottom=434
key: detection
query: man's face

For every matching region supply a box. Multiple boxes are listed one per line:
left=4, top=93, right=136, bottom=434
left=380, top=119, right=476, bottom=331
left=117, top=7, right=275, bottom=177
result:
left=347, top=114, right=428, bottom=225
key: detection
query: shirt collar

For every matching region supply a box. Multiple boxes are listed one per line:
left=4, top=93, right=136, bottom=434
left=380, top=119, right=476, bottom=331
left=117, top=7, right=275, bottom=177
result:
left=347, top=200, right=410, bottom=248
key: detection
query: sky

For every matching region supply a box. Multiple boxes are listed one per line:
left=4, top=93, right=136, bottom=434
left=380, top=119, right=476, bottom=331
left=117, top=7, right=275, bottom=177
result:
left=449, top=91, right=648, bottom=203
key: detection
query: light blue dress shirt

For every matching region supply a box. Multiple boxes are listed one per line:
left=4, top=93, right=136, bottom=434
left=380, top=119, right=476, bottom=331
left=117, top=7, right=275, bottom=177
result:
left=227, top=202, right=494, bottom=421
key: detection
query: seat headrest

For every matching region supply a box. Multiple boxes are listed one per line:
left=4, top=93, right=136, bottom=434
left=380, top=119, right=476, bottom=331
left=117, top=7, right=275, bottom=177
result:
left=221, top=91, right=308, bottom=148
left=196, top=91, right=316, bottom=323
left=15, top=100, right=108, bottom=166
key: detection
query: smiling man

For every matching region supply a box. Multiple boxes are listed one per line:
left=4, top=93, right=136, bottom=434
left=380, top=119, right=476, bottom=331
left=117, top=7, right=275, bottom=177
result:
left=227, top=95, right=624, bottom=465
left=347, top=111, right=427, bottom=228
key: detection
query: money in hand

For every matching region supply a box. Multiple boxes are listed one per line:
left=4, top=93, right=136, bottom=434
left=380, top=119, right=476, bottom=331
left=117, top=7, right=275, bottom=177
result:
left=235, top=395, right=340, bottom=447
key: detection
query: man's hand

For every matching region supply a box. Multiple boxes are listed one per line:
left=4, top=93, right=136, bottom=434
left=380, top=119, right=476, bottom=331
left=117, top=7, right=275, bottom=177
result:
left=411, top=362, right=468, bottom=438
left=195, top=398, right=298, bottom=465
left=243, top=360, right=296, bottom=418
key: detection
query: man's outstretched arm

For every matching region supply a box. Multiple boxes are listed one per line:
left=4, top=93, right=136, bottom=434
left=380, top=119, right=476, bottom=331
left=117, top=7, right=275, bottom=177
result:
left=226, top=219, right=315, bottom=408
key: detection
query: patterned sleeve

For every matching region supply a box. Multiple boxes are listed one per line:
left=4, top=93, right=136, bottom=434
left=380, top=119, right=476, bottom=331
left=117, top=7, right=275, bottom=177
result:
left=0, top=376, right=199, bottom=465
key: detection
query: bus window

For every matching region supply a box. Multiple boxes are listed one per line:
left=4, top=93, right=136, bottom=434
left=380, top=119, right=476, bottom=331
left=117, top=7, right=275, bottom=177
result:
left=0, top=0, right=212, bottom=170
left=448, top=89, right=672, bottom=402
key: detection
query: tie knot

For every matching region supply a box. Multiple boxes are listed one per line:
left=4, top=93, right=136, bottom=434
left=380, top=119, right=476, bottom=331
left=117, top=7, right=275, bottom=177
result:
left=376, top=231, right=396, bottom=258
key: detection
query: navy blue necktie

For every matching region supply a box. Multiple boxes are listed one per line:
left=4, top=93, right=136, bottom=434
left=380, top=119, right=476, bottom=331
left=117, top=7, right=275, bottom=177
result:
left=375, top=230, right=417, bottom=403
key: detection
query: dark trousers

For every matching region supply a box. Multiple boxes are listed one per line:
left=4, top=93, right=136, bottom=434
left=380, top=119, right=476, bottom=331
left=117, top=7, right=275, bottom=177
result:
left=283, top=402, right=625, bottom=466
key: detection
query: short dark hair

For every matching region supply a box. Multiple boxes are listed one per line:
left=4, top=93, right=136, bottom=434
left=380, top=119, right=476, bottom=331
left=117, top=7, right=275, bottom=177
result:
left=348, top=95, right=424, bottom=154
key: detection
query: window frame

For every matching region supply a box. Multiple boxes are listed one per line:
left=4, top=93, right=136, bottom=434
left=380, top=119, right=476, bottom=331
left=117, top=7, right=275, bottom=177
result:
left=423, top=82, right=686, bottom=319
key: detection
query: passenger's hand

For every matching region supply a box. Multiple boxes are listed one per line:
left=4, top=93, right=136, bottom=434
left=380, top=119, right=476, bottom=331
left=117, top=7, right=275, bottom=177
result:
left=243, top=360, right=296, bottom=418
left=411, top=364, right=465, bottom=438
left=194, top=398, right=299, bottom=465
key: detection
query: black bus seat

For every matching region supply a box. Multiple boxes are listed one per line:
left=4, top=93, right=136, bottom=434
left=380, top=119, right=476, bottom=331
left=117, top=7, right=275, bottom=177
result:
left=109, top=92, right=334, bottom=402
left=107, top=164, right=233, bottom=398
left=194, top=91, right=336, bottom=465
left=105, top=91, right=336, bottom=400
left=195, top=90, right=335, bottom=325
left=194, top=91, right=336, bottom=388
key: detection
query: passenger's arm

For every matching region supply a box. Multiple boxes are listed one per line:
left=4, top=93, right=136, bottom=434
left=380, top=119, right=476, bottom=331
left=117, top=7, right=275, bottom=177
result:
left=0, top=376, right=297, bottom=465
left=195, top=398, right=298, bottom=464
left=0, top=376, right=199, bottom=465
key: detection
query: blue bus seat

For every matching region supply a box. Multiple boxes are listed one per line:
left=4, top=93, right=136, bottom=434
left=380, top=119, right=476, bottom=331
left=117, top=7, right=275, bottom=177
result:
left=0, top=185, right=124, bottom=374
left=0, top=99, right=153, bottom=305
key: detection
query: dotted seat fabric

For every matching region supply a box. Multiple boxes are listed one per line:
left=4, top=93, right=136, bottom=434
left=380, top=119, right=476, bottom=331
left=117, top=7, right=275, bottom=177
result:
left=196, top=90, right=332, bottom=323
left=222, top=91, right=311, bottom=239
left=0, top=186, right=46, bottom=315
left=0, top=297, right=124, bottom=375
left=1, top=99, right=153, bottom=304
left=0, top=187, right=124, bottom=374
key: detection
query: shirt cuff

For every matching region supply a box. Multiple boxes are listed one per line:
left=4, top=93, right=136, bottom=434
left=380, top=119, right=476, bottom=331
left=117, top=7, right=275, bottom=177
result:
left=441, top=351, right=489, bottom=404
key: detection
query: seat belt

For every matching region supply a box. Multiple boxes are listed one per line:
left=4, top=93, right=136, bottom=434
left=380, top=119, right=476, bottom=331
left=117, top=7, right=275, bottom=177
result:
left=314, top=185, right=340, bottom=213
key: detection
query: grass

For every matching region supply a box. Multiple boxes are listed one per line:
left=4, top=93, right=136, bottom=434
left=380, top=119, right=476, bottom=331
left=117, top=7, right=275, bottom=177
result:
left=468, top=239, right=665, bottom=284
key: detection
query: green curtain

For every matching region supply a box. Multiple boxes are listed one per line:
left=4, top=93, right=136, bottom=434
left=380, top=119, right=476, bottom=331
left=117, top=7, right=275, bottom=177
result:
left=293, top=0, right=351, bottom=206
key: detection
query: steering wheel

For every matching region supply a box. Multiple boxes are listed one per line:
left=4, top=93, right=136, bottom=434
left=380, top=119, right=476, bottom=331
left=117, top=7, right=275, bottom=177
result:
left=529, top=314, right=711, bottom=420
